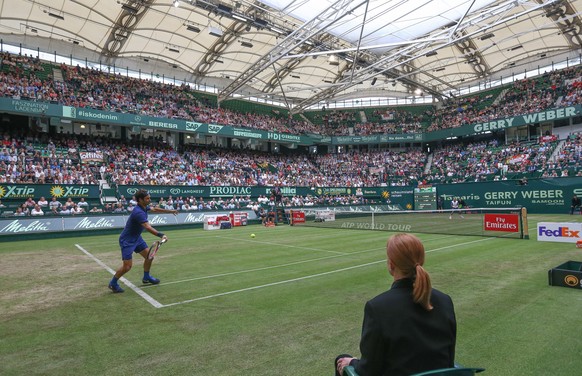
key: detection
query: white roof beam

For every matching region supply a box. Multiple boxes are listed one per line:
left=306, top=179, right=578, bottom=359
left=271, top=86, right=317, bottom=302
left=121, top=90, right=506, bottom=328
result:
left=217, top=0, right=369, bottom=103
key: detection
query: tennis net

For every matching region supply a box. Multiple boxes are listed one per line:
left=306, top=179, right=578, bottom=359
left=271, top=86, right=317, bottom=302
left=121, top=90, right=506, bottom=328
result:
left=300, top=207, right=529, bottom=239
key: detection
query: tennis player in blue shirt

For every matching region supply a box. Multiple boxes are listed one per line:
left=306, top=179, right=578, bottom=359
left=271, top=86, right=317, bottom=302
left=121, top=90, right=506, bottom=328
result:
left=109, top=189, right=178, bottom=293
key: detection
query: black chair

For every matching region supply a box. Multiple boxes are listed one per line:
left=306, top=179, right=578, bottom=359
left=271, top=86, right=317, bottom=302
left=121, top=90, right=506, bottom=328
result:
left=342, top=365, right=485, bottom=376
left=412, top=367, right=486, bottom=376
left=342, top=366, right=358, bottom=376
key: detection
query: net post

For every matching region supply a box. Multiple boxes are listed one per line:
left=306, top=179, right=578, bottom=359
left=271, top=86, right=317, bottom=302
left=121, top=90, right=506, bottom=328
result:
left=521, top=207, right=529, bottom=239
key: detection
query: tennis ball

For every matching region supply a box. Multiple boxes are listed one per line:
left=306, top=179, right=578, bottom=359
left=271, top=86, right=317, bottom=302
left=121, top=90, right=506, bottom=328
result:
left=250, top=233, right=256, bottom=238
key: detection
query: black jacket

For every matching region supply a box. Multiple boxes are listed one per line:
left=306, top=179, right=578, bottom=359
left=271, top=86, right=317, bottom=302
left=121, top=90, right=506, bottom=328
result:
left=351, top=278, right=456, bottom=376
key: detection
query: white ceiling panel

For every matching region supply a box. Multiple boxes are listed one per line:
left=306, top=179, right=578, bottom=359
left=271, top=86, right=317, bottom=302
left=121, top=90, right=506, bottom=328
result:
left=0, top=0, right=579, bottom=110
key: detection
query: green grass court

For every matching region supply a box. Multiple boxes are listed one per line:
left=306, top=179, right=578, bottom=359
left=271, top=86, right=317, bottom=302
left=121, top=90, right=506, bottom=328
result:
left=2, top=214, right=582, bottom=375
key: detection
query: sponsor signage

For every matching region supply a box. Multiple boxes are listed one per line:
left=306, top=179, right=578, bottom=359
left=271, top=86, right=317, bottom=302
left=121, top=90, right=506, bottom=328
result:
left=537, top=222, right=582, bottom=243
left=333, top=134, right=419, bottom=145
left=437, top=176, right=582, bottom=214
left=290, top=210, right=306, bottom=225
left=471, top=107, right=577, bottom=133
left=5, top=179, right=579, bottom=215
left=483, top=214, right=519, bottom=232
left=209, top=186, right=252, bottom=197
left=203, top=214, right=230, bottom=230
left=2, top=98, right=579, bottom=146
left=179, top=212, right=207, bottom=223
left=234, top=128, right=263, bottom=139
left=0, top=210, right=255, bottom=236
left=0, top=98, right=316, bottom=145
left=148, top=214, right=179, bottom=226
left=12, top=99, right=50, bottom=114
left=79, top=151, right=104, bottom=163
left=116, top=185, right=412, bottom=209
left=0, top=184, right=98, bottom=199
left=0, top=218, right=61, bottom=234
left=229, top=212, right=248, bottom=226
left=424, top=105, right=581, bottom=141
left=315, top=187, right=354, bottom=195
left=63, top=216, right=127, bottom=231
left=267, top=132, right=301, bottom=142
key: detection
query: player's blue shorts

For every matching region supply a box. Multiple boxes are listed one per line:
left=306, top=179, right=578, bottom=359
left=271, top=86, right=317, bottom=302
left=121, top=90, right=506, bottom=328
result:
left=119, top=237, right=148, bottom=260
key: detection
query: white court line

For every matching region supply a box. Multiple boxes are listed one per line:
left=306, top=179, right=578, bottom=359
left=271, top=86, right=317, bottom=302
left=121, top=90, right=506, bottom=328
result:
left=426, top=237, right=493, bottom=253
left=75, top=244, right=164, bottom=309
left=145, top=245, right=386, bottom=287
left=162, top=260, right=383, bottom=308
left=145, top=234, right=469, bottom=288
left=161, top=236, right=494, bottom=308
left=213, top=235, right=348, bottom=255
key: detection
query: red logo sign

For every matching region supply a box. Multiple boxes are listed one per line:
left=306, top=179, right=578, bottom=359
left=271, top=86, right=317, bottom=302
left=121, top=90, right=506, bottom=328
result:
left=291, top=211, right=305, bottom=225
left=484, top=214, right=519, bottom=232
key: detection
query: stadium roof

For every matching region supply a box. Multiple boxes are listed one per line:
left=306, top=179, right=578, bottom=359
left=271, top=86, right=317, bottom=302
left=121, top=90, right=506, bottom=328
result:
left=0, top=0, right=581, bottom=112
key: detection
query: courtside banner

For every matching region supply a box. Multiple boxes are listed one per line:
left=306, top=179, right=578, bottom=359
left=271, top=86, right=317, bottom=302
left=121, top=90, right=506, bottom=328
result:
left=63, top=216, right=127, bottom=231
left=203, top=214, right=230, bottom=230
left=0, top=218, right=62, bottom=234
left=290, top=210, right=306, bottom=225
left=537, top=222, right=582, bottom=243
left=0, top=210, right=261, bottom=236
left=483, top=213, right=519, bottom=232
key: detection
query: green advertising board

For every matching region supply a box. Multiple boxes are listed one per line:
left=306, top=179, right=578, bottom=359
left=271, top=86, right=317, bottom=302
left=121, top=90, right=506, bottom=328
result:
left=436, top=177, right=582, bottom=214
left=0, top=184, right=100, bottom=199
left=1, top=179, right=579, bottom=214
left=424, top=105, right=581, bottom=141
left=332, top=133, right=423, bottom=145
left=117, top=185, right=309, bottom=199
left=0, top=98, right=315, bottom=145
left=0, top=98, right=580, bottom=146
left=117, top=185, right=415, bottom=210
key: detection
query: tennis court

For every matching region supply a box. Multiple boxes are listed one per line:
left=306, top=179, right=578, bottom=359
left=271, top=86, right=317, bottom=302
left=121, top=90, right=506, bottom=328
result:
left=1, top=214, right=582, bottom=375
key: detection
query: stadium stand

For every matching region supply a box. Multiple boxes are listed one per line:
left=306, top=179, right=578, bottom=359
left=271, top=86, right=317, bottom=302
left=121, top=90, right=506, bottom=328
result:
left=0, top=50, right=580, bottom=218
left=0, top=50, right=579, bottom=138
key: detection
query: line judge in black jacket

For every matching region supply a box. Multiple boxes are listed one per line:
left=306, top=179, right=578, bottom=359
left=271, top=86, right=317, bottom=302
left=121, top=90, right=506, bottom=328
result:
left=336, top=233, right=457, bottom=376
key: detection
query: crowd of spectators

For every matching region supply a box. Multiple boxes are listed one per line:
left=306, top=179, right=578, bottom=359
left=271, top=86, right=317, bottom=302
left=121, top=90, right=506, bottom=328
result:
left=61, top=64, right=319, bottom=135
left=102, top=144, right=401, bottom=187
left=0, top=51, right=581, bottom=213
left=427, top=66, right=581, bottom=132
left=546, top=132, right=582, bottom=178
left=0, top=132, right=101, bottom=184
left=5, top=195, right=91, bottom=217
left=2, top=126, right=582, bottom=218
left=0, top=190, right=376, bottom=217
left=3, top=124, right=575, bottom=194
left=1, top=51, right=580, bottom=138
left=425, top=138, right=559, bottom=184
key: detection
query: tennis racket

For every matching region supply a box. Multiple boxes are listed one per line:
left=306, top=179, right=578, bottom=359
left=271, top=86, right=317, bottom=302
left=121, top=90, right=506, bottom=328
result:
left=147, top=238, right=167, bottom=260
